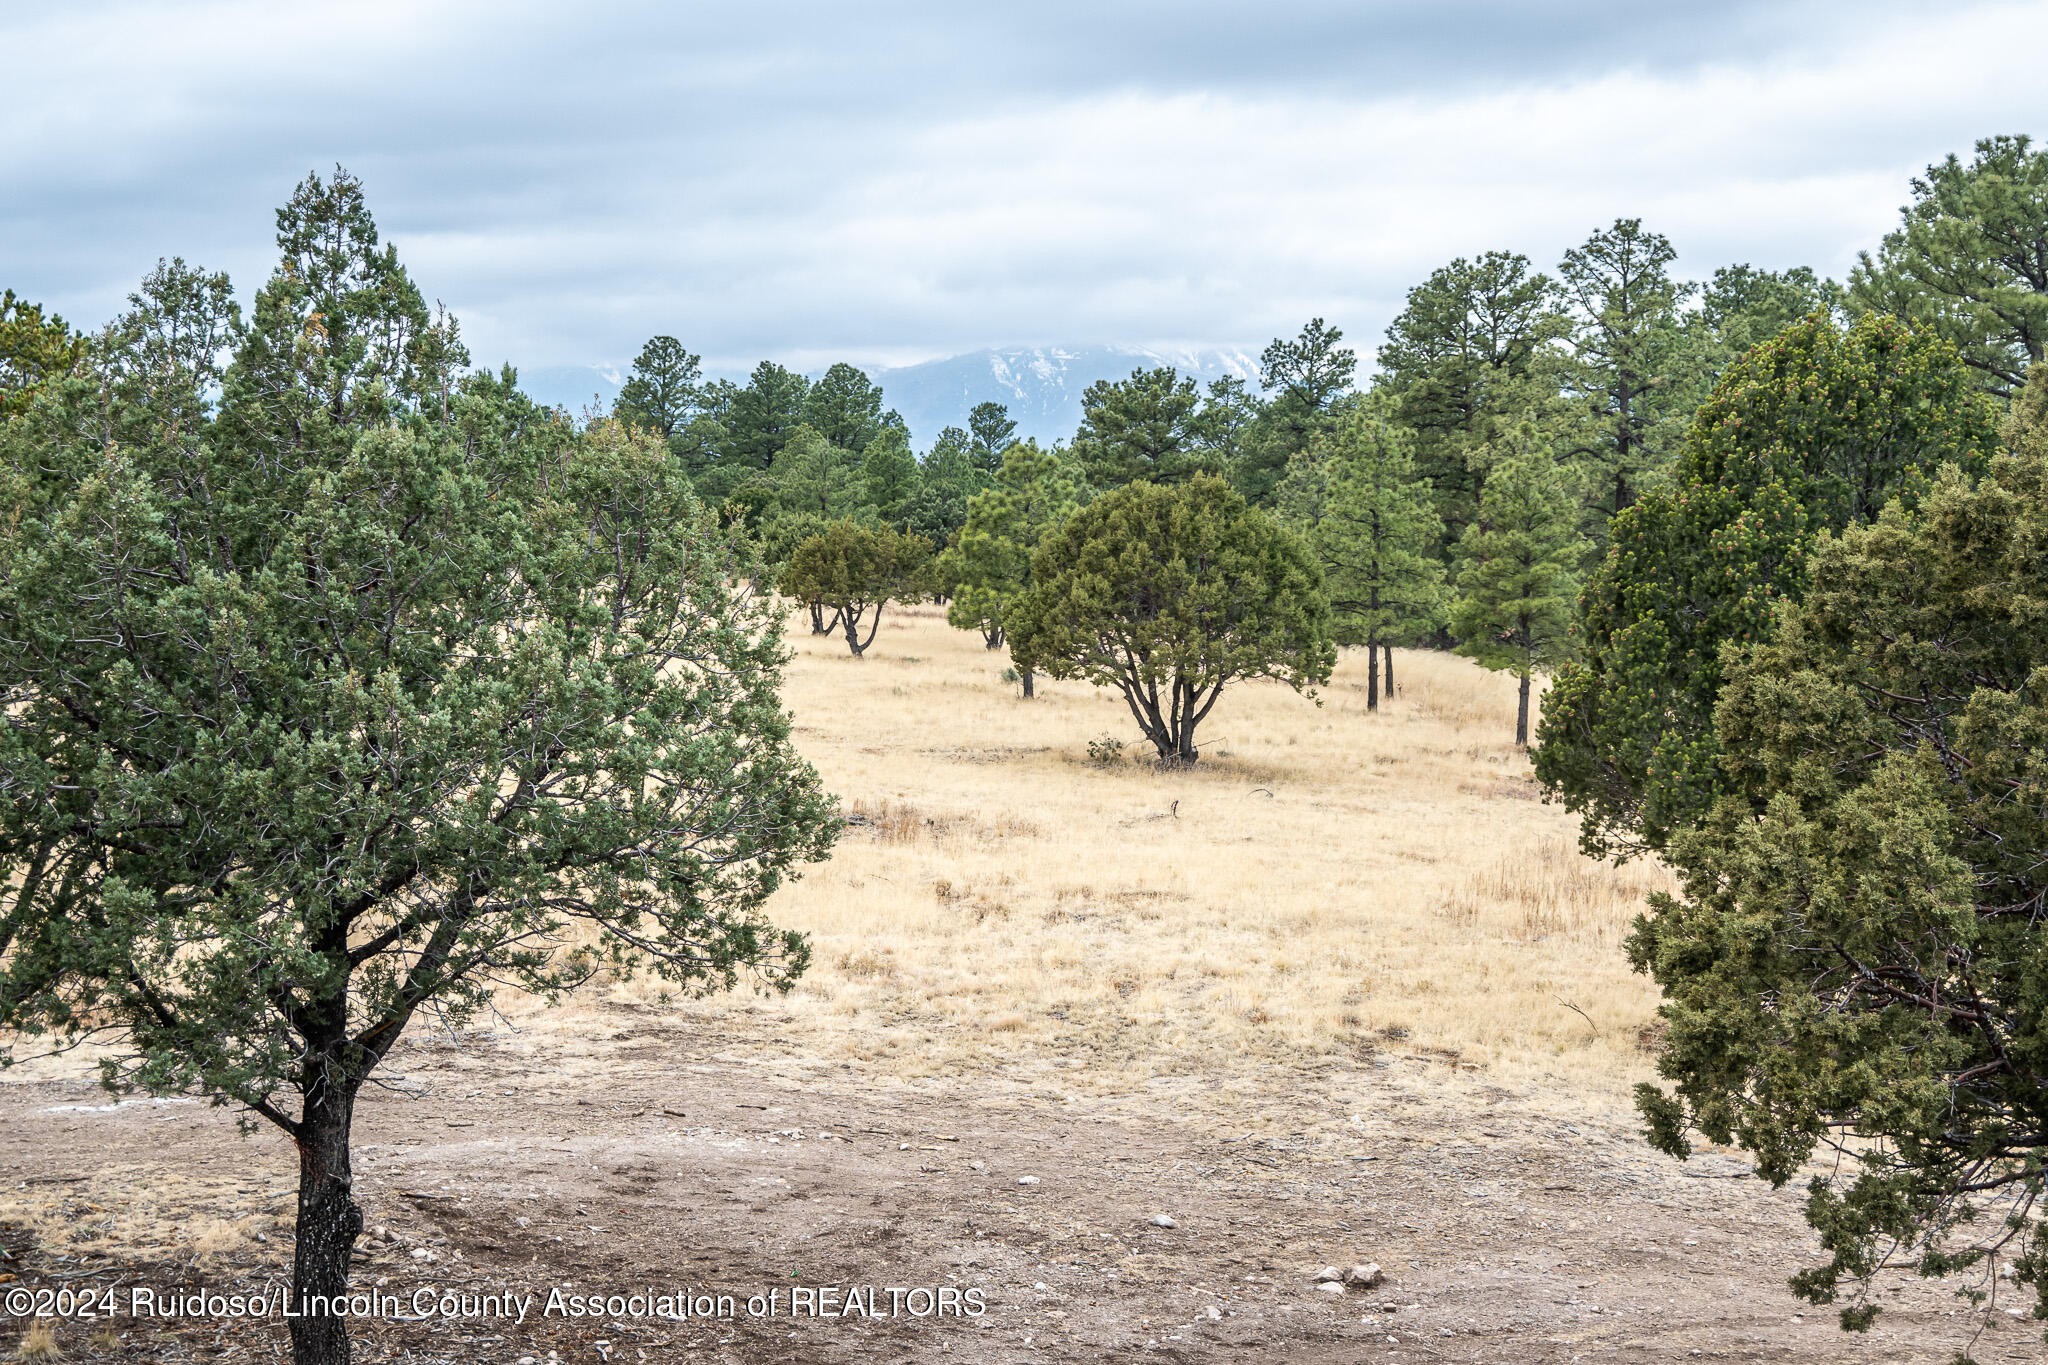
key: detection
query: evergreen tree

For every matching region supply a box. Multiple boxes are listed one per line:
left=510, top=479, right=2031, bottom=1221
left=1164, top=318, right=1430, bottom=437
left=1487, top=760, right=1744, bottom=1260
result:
left=1629, top=390, right=2048, bottom=1345
left=1072, top=366, right=1212, bottom=489
left=1008, top=476, right=1334, bottom=762
left=1535, top=312, right=1999, bottom=858
left=802, top=361, right=888, bottom=453
left=1242, top=318, right=1356, bottom=506
left=0, top=171, right=837, bottom=1365
left=1376, top=252, right=1561, bottom=539
left=968, top=400, right=1018, bottom=475
left=780, top=521, right=932, bottom=656
left=1557, top=219, right=1696, bottom=523
left=614, top=335, right=702, bottom=438
left=1850, top=134, right=2048, bottom=398
left=900, top=424, right=986, bottom=546
left=938, top=441, right=1081, bottom=693
left=724, top=360, right=812, bottom=469
left=1196, top=373, right=1265, bottom=483
left=0, top=288, right=88, bottom=418
left=1300, top=396, right=1446, bottom=710
left=767, top=422, right=861, bottom=518
left=1696, top=265, right=1844, bottom=359
left=1449, top=448, right=1586, bottom=747
left=860, top=424, right=920, bottom=524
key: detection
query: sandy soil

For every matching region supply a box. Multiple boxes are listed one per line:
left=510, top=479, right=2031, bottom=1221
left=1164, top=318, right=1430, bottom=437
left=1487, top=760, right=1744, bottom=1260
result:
left=4, top=1007, right=2039, bottom=1364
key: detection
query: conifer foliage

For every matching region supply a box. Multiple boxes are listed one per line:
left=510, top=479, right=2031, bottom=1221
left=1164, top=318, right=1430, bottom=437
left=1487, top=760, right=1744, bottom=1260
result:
left=0, top=171, right=839, bottom=1365
left=1630, top=372, right=2048, bottom=1344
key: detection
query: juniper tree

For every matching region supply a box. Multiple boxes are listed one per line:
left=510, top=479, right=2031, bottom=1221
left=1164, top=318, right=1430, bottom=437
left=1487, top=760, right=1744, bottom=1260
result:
left=1007, top=475, right=1333, bottom=762
left=1449, top=446, right=1585, bottom=746
left=780, top=520, right=931, bottom=656
left=1534, top=312, right=1999, bottom=858
left=0, top=172, right=839, bottom=1365
left=1631, top=378, right=2048, bottom=1348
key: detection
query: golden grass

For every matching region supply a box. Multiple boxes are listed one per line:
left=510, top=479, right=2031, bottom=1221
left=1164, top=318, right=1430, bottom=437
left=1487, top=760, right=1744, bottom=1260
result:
left=561, top=601, right=1674, bottom=1093
left=0, top=1162, right=291, bottom=1267
left=11, top=1320, right=60, bottom=1362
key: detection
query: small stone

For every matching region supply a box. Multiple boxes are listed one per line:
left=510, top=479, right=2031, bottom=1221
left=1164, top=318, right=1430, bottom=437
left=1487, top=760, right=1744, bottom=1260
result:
left=1149, top=1214, right=1177, bottom=1228
left=899, top=1142, right=910, bottom=1150
left=1312, top=1266, right=1344, bottom=1283
left=1206, top=1304, right=1221, bottom=1320
left=1017, top=1176, right=1040, bottom=1186
left=1344, top=1263, right=1384, bottom=1288
left=1316, top=1280, right=1346, bottom=1295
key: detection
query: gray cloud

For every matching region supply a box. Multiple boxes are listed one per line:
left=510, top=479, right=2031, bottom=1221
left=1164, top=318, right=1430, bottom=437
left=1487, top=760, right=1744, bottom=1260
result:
left=1, top=0, right=2038, bottom=380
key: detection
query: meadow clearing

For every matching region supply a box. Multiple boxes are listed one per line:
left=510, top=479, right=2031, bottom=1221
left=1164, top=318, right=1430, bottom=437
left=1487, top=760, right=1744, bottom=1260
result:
left=552, top=600, right=1674, bottom=1095
left=8, top=600, right=2038, bottom=1363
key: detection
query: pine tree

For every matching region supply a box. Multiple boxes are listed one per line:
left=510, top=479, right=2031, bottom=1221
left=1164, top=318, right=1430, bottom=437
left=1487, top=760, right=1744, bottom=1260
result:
left=1376, top=252, right=1561, bottom=538
left=1072, top=367, right=1212, bottom=489
left=1450, top=448, right=1586, bottom=746
left=1849, top=135, right=2048, bottom=397
left=614, top=335, right=702, bottom=438
left=968, top=400, right=1018, bottom=475
left=938, top=441, right=1081, bottom=693
left=768, top=422, right=860, bottom=517
left=802, top=362, right=889, bottom=453
left=1534, top=312, right=1999, bottom=858
left=1240, top=318, right=1357, bottom=506
left=860, top=424, right=920, bottom=524
left=0, top=289, right=88, bottom=418
left=1557, top=219, right=1696, bottom=524
left=1301, top=397, right=1445, bottom=710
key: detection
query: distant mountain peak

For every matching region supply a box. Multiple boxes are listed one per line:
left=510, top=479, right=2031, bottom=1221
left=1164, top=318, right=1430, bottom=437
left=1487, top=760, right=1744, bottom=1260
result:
left=873, top=344, right=1261, bottom=446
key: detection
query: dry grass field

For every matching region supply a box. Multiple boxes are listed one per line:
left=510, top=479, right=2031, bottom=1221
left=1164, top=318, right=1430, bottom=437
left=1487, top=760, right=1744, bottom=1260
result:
left=545, top=599, right=1673, bottom=1096
left=15, top=599, right=2039, bottom=1363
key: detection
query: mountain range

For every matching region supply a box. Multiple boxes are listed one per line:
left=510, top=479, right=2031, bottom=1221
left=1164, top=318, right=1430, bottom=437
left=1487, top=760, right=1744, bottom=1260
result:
left=516, top=345, right=1264, bottom=449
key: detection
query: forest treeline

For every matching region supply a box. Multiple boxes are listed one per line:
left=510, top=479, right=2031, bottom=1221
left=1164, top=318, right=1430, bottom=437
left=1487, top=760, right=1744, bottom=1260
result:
left=566, top=136, right=2044, bottom=748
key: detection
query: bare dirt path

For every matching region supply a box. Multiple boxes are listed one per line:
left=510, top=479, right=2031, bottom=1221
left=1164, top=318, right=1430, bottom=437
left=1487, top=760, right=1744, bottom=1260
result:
left=4, top=1011, right=2038, bottom=1364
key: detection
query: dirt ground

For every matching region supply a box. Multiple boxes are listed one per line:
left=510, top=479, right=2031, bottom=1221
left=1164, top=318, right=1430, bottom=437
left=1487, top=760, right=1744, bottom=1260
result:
left=4, top=1006, right=2040, bottom=1365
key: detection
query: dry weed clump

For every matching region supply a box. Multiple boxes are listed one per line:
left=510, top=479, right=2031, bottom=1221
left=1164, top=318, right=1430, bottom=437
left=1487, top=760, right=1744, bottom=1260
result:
left=13, top=1320, right=62, bottom=1361
left=509, top=603, right=1669, bottom=1094
left=0, top=1160, right=291, bottom=1267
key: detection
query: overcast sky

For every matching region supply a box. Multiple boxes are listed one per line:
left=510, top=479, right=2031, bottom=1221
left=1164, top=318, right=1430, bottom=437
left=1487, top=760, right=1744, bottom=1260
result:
left=4, top=1, right=2042, bottom=377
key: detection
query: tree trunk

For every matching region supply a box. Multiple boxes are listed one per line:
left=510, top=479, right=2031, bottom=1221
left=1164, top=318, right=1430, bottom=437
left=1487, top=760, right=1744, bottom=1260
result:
left=1020, top=667, right=1034, bottom=699
left=984, top=627, right=1004, bottom=650
left=842, top=605, right=866, bottom=656
left=809, top=601, right=826, bottom=635
left=1383, top=644, right=1395, bottom=699
left=1366, top=634, right=1380, bottom=712
left=290, top=1084, right=364, bottom=1365
left=1516, top=671, right=1531, bottom=748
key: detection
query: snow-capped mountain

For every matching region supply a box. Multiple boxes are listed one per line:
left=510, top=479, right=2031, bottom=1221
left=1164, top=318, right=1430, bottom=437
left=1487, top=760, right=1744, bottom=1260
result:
left=871, top=345, right=1262, bottom=448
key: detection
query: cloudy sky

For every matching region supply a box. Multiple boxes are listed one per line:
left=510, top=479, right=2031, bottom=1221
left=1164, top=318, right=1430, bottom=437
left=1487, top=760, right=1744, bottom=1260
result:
left=4, top=0, right=2042, bottom=378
